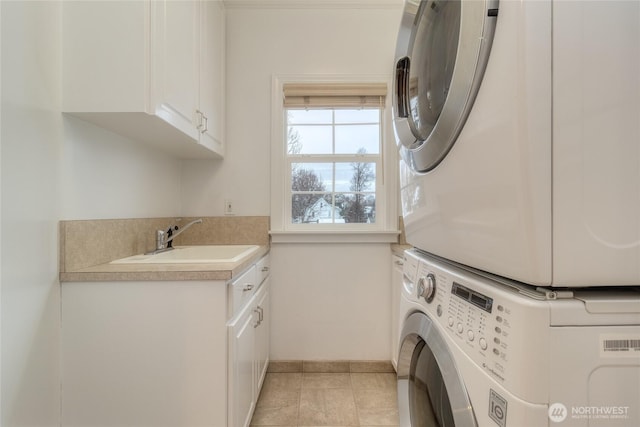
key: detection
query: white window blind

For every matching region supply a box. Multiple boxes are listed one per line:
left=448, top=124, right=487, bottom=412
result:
left=283, top=82, right=387, bottom=108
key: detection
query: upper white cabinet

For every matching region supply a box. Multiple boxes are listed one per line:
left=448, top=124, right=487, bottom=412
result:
left=200, top=0, right=226, bottom=150
left=62, top=0, right=225, bottom=159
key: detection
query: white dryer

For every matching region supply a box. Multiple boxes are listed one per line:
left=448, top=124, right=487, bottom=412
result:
left=393, top=0, right=640, bottom=287
left=397, top=249, right=640, bottom=427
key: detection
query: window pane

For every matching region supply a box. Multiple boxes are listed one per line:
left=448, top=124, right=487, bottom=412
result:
left=289, top=125, right=332, bottom=154
left=292, top=194, right=339, bottom=223
left=335, top=109, right=379, bottom=124
left=335, top=124, right=380, bottom=154
left=335, top=162, right=376, bottom=192
left=337, top=193, right=376, bottom=223
left=288, top=109, right=333, bottom=124
left=285, top=104, right=382, bottom=227
left=291, top=163, right=333, bottom=191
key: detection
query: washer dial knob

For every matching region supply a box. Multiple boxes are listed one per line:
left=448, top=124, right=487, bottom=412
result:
left=417, top=273, right=436, bottom=303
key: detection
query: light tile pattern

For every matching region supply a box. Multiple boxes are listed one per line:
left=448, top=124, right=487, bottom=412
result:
left=251, top=372, right=399, bottom=427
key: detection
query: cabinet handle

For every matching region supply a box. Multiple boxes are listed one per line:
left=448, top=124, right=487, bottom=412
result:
left=195, top=109, right=204, bottom=131
left=201, top=114, right=208, bottom=134
left=253, top=308, right=261, bottom=328
left=257, top=306, right=264, bottom=323
left=261, top=266, right=269, bottom=272
left=394, top=260, right=404, bottom=266
left=243, top=284, right=254, bottom=292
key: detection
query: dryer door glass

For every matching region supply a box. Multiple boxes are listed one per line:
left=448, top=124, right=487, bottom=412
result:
left=397, top=312, right=477, bottom=427
left=407, top=0, right=460, bottom=142
left=409, top=340, right=455, bottom=426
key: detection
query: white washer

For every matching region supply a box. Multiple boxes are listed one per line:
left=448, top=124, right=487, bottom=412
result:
left=393, top=0, right=640, bottom=287
left=397, top=249, right=640, bottom=427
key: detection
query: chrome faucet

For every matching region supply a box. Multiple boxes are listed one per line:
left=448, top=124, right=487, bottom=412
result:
left=147, top=218, right=203, bottom=254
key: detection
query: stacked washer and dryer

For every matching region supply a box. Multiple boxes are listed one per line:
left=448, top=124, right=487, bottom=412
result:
left=392, top=1, right=640, bottom=426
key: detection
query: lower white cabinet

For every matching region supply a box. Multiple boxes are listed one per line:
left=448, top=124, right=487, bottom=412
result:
left=254, top=280, right=270, bottom=390
left=61, top=280, right=228, bottom=426
left=228, top=273, right=270, bottom=427
left=229, top=301, right=257, bottom=427
left=391, top=253, right=404, bottom=370
left=61, top=254, right=270, bottom=427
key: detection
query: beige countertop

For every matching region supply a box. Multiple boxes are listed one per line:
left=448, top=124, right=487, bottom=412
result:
left=391, top=244, right=412, bottom=257
left=59, top=216, right=271, bottom=283
left=60, top=245, right=270, bottom=283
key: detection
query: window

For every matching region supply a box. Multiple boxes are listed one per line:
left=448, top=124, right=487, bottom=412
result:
left=287, top=108, right=380, bottom=225
left=271, top=77, right=399, bottom=242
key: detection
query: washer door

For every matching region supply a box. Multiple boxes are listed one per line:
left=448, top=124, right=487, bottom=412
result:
left=393, top=0, right=498, bottom=172
left=397, top=312, right=476, bottom=427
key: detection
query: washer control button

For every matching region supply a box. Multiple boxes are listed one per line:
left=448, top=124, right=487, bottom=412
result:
left=479, top=337, right=488, bottom=350
left=467, top=330, right=475, bottom=341
left=457, top=323, right=464, bottom=334
left=448, top=317, right=454, bottom=327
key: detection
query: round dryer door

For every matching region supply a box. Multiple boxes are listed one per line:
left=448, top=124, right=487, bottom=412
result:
left=397, top=312, right=477, bottom=427
left=393, top=0, right=498, bottom=172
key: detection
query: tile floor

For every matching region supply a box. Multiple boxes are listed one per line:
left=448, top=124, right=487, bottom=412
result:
left=250, top=372, right=399, bottom=427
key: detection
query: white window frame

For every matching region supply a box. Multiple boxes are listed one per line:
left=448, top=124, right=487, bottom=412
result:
left=270, top=75, right=399, bottom=243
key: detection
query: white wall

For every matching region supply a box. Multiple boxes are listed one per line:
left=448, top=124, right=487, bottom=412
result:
left=1, top=3, right=62, bottom=424
left=60, top=115, right=182, bottom=220
left=270, top=243, right=393, bottom=360
left=0, top=2, right=183, bottom=425
left=184, top=3, right=403, bottom=360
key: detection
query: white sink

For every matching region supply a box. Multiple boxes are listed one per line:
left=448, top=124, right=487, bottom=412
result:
left=110, top=245, right=260, bottom=264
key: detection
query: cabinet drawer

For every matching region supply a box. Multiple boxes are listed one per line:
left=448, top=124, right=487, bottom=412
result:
left=229, top=266, right=257, bottom=319
left=256, top=254, right=271, bottom=285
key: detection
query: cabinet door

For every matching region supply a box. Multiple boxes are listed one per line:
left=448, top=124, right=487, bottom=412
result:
left=62, top=1, right=148, bottom=113
left=198, top=0, right=225, bottom=154
left=391, top=255, right=404, bottom=370
left=229, top=306, right=256, bottom=427
left=153, top=0, right=199, bottom=139
left=254, top=279, right=270, bottom=390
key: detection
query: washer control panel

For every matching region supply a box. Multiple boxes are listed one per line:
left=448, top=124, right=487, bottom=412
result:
left=410, top=252, right=518, bottom=385
left=401, top=250, right=605, bottom=406
left=445, top=280, right=512, bottom=381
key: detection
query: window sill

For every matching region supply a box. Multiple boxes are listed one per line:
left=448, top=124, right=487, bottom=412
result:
left=269, top=230, right=400, bottom=244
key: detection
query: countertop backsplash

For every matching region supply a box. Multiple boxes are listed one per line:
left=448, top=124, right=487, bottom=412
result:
left=59, top=216, right=270, bottom=274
